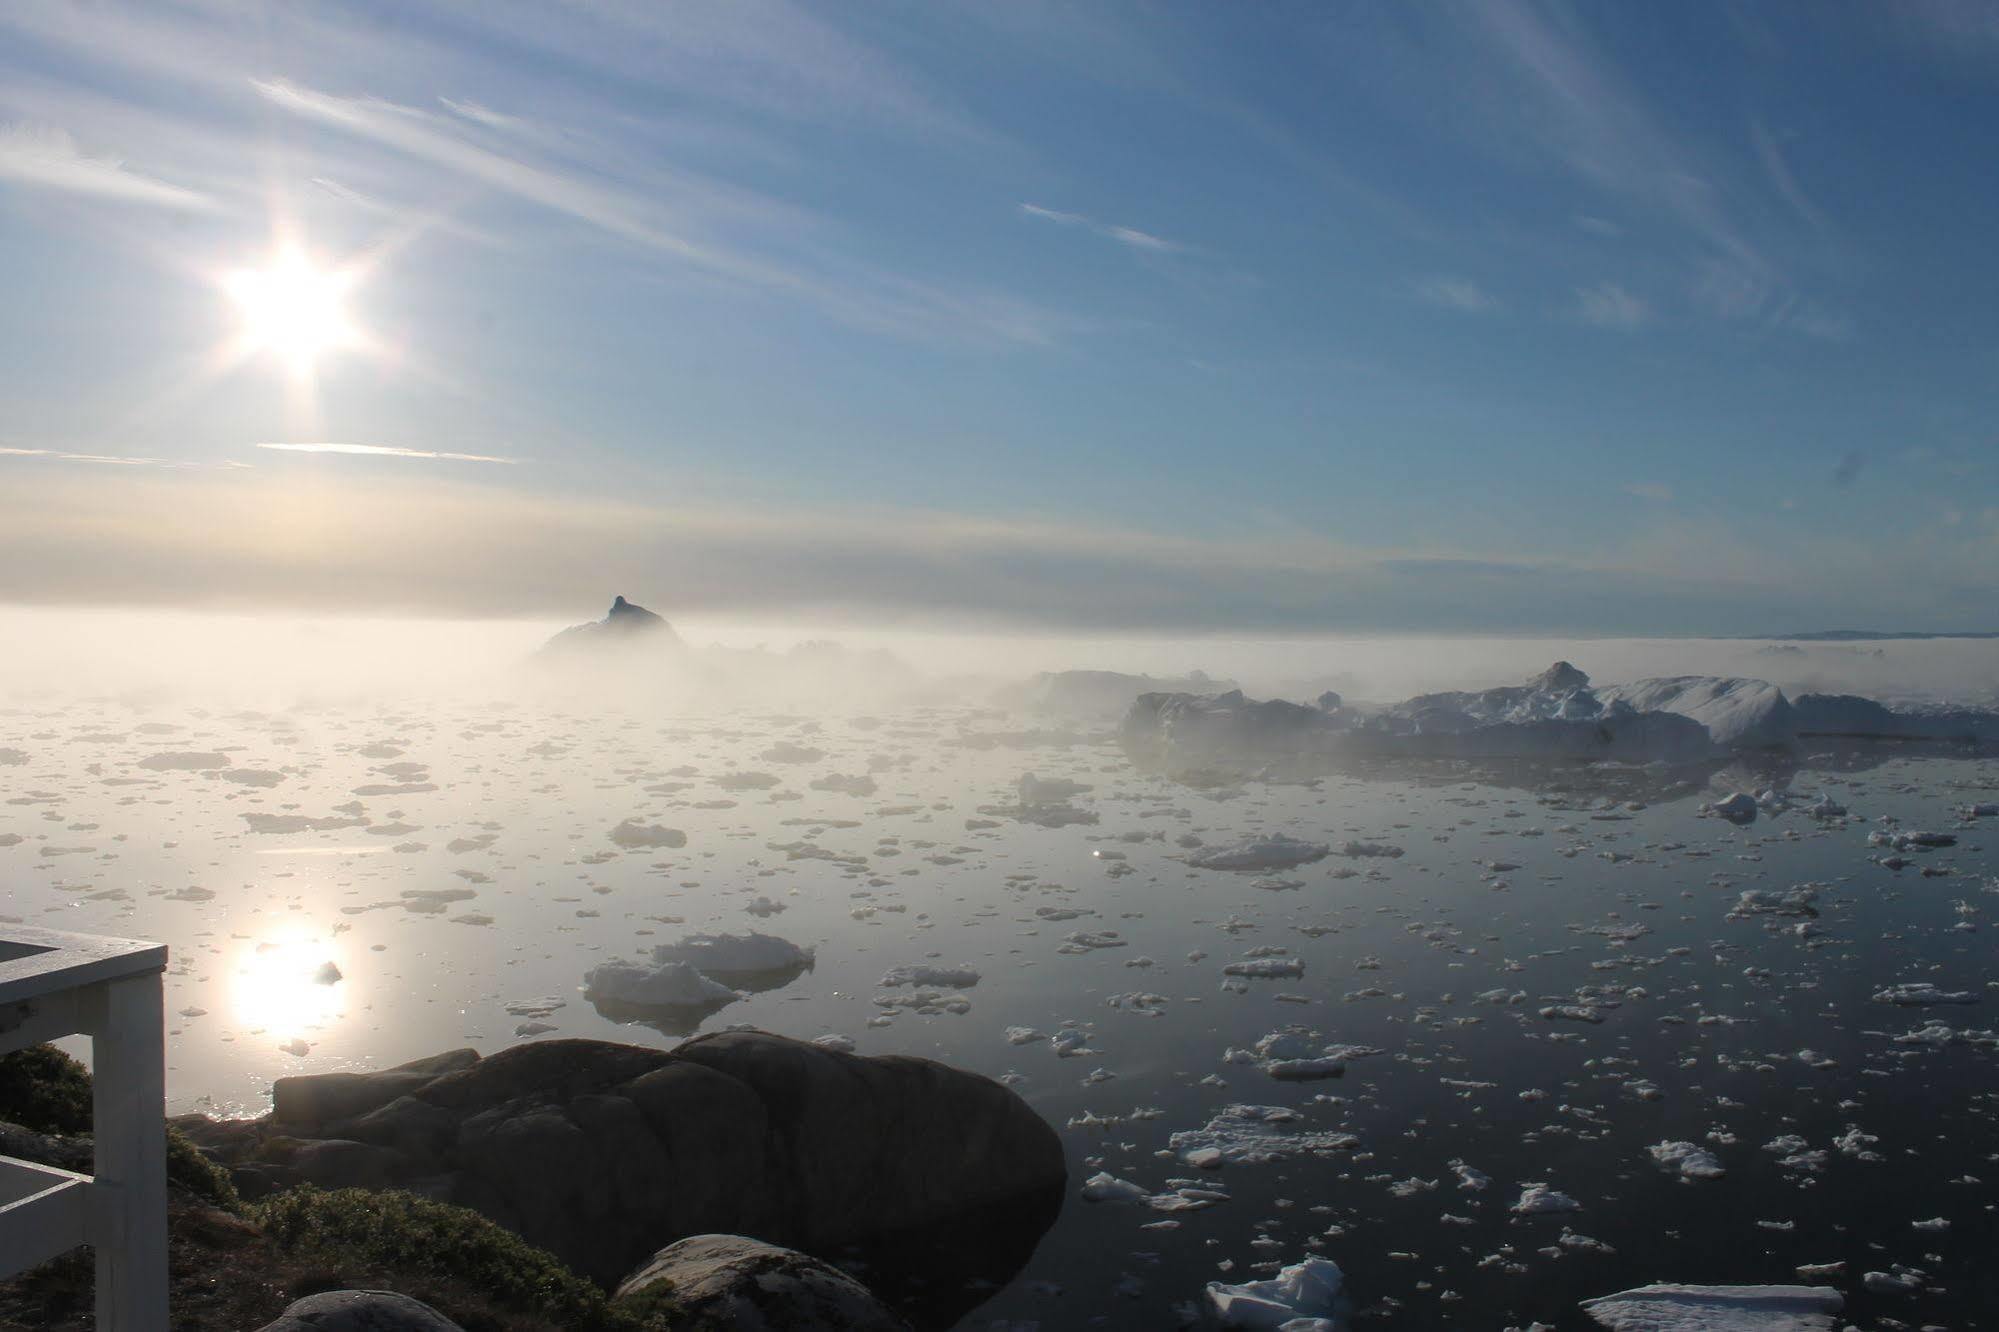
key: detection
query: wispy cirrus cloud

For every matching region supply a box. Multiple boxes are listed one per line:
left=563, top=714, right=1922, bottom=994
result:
left=256, top=442, right=517, bottom=465
left=1414, top=276, right=1498, bottom=312
left=0, top=122, right=216, bottom=212
left=1020, top=201, right=1184, bottom=254
left=1575, top=281, right=1648, bottom=330
left=1, top=445, right=240, bottom=468
left=253, top=79, right=1065, bottom=346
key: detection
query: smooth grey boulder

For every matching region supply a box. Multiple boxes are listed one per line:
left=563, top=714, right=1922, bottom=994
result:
left=255, top=1289, right=464, bottom=1331
left=616, top=1234, right=910, bottom=1331
left=177, top=1031, right=1065, bottom=1289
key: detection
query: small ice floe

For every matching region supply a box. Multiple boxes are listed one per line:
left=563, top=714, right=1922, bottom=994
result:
left=1168, top=1104, right=1358, bottom=1167
left=743, top=895, right=786, bottom=917
left=1804, top=794, right=1846, bottom=820
left=1338, top=839, right=1403, bottom=859
left=1871, top=981, right=1978, bottom=1006
left=1205, top=1255, right=1344, bottom=1329
left=608, top=818, right=687, bottom=849
left=1222, top=1029, right=1382, bottom=1081
left=1704, top=792, right=1759, bottom=824
left=1647, top=1141, right=1725, bottom=1180
left=514, top=1021, right=557, bottom=1037
left=1726, top=886, right=1818, bottom=920
left=1224, top=956, right=1305, bottom=980
left=1182, top=833, right=1331, bottom=872
left=1510, top=1182, right=1582, bottom=1215
left=880, top=963, right=980, bottom=988
left=811, top=1033, right=856, bottom=1052
left=1050, top=1027, right=1097, bottom=1057
left=1861, top=1266, right=1926, bottom=1296
left=809, top=773, right=877, bottom=797
left=1106, top=991, right=1168, bottom=1016
left=1451, top=1160, right=1490, bottom=1191
left=1867, top=829, right=1955, bottom=851
left=1579, top=1283, right=1841, bottom=1330
left=584, top=958, right=738, bottom=1008
left=652, top=931, right=814, bottom=981
left=1060, top=931, right=1126, bottom=952
left=1080, top=1171, right=1229, bottom=1213
left=1017, top=772, right=1092, bottom=804
left=1005, top=1026, right=1046, bottom=1046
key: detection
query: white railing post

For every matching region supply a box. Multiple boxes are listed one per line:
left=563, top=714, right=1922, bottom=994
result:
left=0, top=928, right=169, bottom=1330
left=87, top=973, right=168, bottom=1330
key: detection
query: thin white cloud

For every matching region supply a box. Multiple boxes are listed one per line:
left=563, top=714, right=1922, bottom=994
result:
left=256, top=443, right=516, bottom=465
left=1415, top=276, right=1498, bottom=312
left=1576, top=281, right=1648, bottom=330
left=1020, top=201, right=1184, bottom=254
left=0, top=122, right=215, bottom=212
left=253, top=79, right=1063, bottom=345
left=0, top=446, right=240, bottom=468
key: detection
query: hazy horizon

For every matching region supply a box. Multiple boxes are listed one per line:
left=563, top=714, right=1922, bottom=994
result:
left=4, top=2, right=1997, bottom=635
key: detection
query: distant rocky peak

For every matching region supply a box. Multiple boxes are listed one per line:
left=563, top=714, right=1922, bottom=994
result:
left=1532, top=661, right=1590, bottom=694
left=538, top=595, right=679, bottom=656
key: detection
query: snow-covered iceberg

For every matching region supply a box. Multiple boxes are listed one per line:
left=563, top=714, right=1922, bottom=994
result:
left=1119, top=661, right=1999, bottom=771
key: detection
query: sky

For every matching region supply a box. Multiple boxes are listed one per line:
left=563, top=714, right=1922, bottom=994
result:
left=1, top=0, right=1996, bottom=634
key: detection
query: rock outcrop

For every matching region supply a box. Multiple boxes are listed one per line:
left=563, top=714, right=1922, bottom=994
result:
left=617, top=1235, right=911, bottom=1331
left=254, top=1290, right=465, bottom=1331
left=176, top=1032, right=1066, bottom=1291
left=538, top=595, right=680, bottom=656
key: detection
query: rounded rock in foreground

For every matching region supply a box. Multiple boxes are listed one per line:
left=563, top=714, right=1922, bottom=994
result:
left=255, top=1289, right=465, bottom=1331
left=616, top=1234, right=911, bottom=1331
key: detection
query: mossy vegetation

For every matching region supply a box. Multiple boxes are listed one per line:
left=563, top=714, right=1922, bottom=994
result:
left=0, top=1045, right=92, bottom=1135
left=0, top=1046, right=717, bottom=1328
left=254, top=1188, right=626, bottom=1329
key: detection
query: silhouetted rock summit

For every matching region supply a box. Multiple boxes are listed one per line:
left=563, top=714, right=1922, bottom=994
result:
left=540, top=595, right=680, bottom=656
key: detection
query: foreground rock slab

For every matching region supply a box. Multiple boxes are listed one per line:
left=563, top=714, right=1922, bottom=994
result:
left=617, top=1234, right=911, bottom=1331
left=178, top=1031, right=1065, bottom=1288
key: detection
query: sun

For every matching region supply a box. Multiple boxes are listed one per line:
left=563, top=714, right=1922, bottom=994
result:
left=225, top=246, right=358, bottom=376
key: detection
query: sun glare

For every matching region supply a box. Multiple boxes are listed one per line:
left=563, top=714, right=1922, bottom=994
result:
left=225, top=247, right=357, bottom=375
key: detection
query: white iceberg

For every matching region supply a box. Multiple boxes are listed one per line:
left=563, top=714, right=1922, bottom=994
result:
left=1580, top=1283, right=1841, bottom=1331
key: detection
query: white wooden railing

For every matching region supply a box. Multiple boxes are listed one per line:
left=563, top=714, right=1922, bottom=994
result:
left=0, top=927, right=168, bottom=1328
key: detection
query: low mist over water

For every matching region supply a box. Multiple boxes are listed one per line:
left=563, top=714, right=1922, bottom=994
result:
left=4, top=606, right=1995, bottom=1326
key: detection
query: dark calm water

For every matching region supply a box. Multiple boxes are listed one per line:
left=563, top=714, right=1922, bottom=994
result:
left=3, top=700, right=1993, bottom=1328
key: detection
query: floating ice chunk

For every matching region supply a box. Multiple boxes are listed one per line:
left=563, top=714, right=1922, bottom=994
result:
left=1872, top=981, right=1977, bottom=1006
left=584, top=957, right=738, bottom=1008
left=1705, top=793, right=1759, bottom=824
left=651, top=931, right=813, bottom=978
left=1080, top=1172, right=1151, bottom=1204
left=811, top=1033, right=856, bottom=1052
left=1205, top=1256, right=1344, bottom=1330
left=1018, top=772, right=1092, bottom=804
left=1511, top=1182, right=1582, bottom=1215
left=1225, top=957, right=1306, bottom=980
left=1648, top=1141, right=1725, bottom=1180
left=1580, top=1283, right=1842, bottom=1331
left=1006, top=1026, right=1045, bottom=1045
left=879, top=963, right=980, bottom=988
left=1451, top=1160, right=1490, bottom=1191
left=1169, top=1104, right=1358, bottom=1166
left=609, top=818, right=687, bottom=849
left=1183, top=834, right=1332, bottom=872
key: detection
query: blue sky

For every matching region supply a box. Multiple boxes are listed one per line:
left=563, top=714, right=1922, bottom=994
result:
left=1, top=1, right=1996, bottom=632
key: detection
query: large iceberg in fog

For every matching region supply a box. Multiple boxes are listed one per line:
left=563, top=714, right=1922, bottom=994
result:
left=1596, top=676, right=1794, bottom=749
left=996, top=668, right=1240, bottom=719
left=1120, top=661, right=1999, bottom=770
